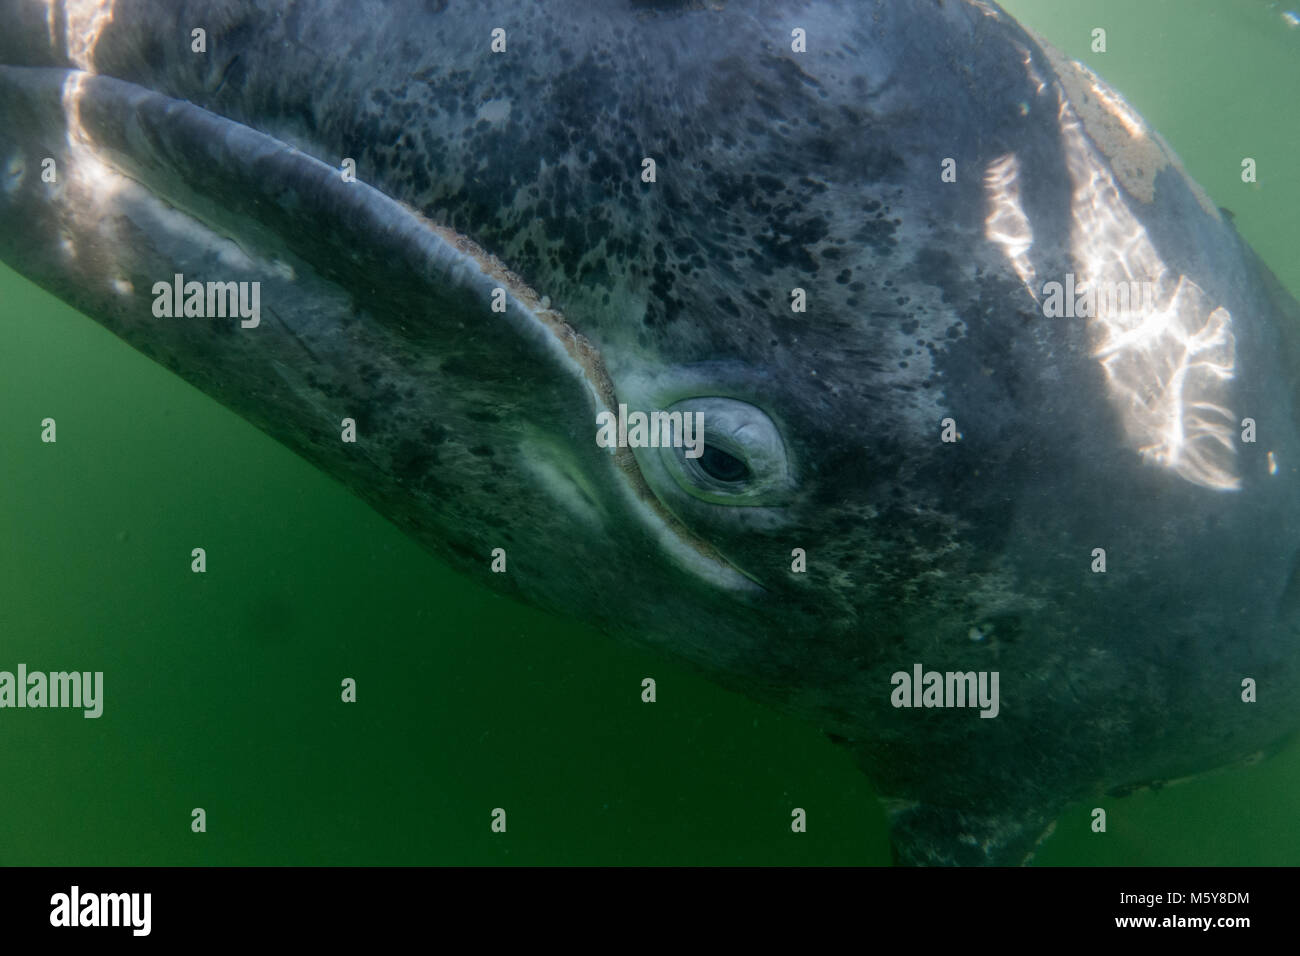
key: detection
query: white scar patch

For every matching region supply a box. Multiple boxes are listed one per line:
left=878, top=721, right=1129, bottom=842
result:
left=1030, top=30, right=1219, bottom=219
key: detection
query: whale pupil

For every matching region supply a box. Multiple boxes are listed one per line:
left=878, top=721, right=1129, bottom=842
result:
left=698, top=445, right=749, bottom=482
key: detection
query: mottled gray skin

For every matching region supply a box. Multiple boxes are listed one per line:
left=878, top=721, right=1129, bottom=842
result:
left=1, top=0, right=1298, bottom=864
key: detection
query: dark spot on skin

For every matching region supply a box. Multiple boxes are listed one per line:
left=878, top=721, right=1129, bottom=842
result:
left=392, top=439, right=436, bottom=484
left=853, top=215, right=899, bottom=256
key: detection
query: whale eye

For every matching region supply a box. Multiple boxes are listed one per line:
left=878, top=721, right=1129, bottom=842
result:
left=696, top=444, right=750, bottom=483
left=651, top=397, right=793, bottom=506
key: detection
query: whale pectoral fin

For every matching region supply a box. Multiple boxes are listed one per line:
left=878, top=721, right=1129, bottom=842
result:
left=0, top=66, right=603, bottom=573
left=883, top=799, right=1059, bottom=866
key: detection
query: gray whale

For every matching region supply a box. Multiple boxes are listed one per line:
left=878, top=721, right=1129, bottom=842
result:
left=1, top=0, right=1297, bottom=864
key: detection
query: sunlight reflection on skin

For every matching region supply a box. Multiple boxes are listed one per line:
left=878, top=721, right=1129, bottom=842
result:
left=48, top=0, right=1244, bottom=492
left=984, top=72, right=1240, bottom=492
left=48, top=0, right=117, bottom=72
left=984, top=153, right=1037, bottom=298
left=1059, top=95, right=1239, bottom=492
left=56, top=70, right=129, bottom=282
left=47, top=0, right=123, bottom=272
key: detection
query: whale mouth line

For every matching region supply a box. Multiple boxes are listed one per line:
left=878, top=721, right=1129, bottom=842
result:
left=444, top=231, right=763, bottom=593
left=23, top=57, right=757, bottom=595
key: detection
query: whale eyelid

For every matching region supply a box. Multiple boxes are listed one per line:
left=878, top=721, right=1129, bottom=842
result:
left=649, top=397, right=795, bottom=506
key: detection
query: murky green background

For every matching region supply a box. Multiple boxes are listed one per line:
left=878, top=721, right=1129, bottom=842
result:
left=1, top=0, right=1297, bottom=865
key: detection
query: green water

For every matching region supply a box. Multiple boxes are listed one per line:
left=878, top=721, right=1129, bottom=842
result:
left=1, top=0, right=1297, bottom=865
